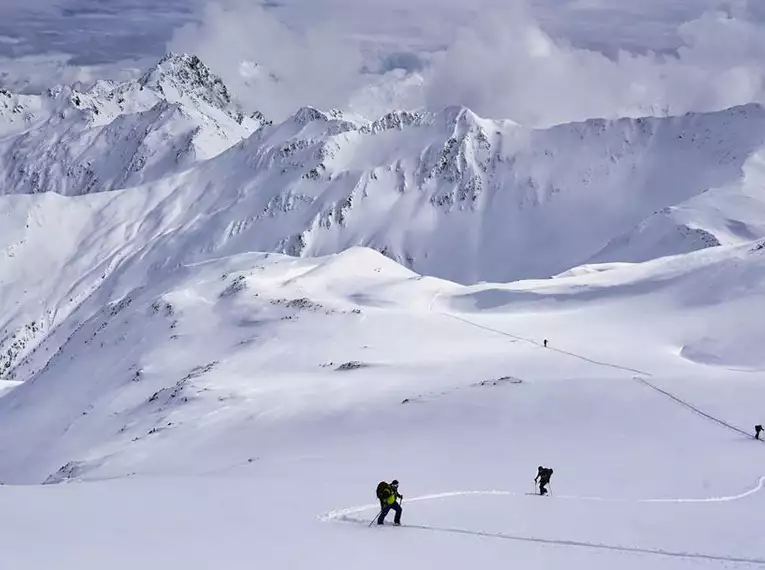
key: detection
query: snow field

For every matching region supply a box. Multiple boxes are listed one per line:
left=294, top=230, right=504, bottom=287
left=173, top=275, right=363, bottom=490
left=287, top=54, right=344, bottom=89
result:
left=1, top=245, right=764, bottom=569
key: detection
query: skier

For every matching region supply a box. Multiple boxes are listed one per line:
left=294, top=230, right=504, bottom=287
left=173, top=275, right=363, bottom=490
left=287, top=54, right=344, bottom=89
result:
left=543, top=339, right=548, bottom=348
left=375, top=479, right=403, bottom=525
left=756, top=425, right=763, bottom=440
left=535, top=466, right=554, bottom=495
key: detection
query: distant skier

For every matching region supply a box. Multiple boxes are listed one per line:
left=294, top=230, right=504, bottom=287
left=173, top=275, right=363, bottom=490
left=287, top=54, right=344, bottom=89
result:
left=376, top=479, right=403, bottom=525
left=756, top=425, right=763, bottom=440
left=543, top=339, right=548, bottom=348
left=535, top=466, right=553, bottom=495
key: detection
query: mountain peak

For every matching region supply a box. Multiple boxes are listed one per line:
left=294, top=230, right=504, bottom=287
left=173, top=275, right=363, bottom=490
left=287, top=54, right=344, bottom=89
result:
left=139, top=53, right=232, bottom=111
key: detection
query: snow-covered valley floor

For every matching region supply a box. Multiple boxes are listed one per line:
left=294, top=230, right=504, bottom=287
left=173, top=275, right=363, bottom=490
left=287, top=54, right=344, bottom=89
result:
left=1, top=245, right=763, bottom=569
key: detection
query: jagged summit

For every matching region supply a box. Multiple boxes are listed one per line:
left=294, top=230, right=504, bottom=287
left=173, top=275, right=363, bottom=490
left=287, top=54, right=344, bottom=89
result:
left=0, top=54, right=264, bottom=196
left=361, top=110, right=426, bottom=134
left=139, top=53, right=233, bottom=112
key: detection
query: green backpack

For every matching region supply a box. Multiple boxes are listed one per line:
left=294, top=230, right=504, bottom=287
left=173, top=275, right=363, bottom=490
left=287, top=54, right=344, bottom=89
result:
left=376, top=481, right=392, bottom=502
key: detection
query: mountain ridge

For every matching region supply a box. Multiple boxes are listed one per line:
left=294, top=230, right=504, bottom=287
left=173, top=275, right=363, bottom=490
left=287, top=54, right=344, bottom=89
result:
left=2, top=54, right=765, bottom=385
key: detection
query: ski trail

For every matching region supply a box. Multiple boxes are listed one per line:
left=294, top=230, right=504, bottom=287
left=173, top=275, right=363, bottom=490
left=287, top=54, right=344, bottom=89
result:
left=437, top=306, right=757, bottom=442
left=440, top=312, right=653, bottom=377
left=322, top=479, right=765, bottom=565
left=332, top=515, right=765, bottom=566
left=321, top=490, right=516, bottom=521
left=321, top=476, right=765, bottom=521
left=633, top=376, right=760, bottom=441
left=570, top=476, right=765, bottom=503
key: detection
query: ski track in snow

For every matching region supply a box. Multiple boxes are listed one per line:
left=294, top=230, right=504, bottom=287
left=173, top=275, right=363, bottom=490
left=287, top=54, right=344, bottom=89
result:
left=321, top=477, right=765, bottom=565
left=441, top=312, right=653, bottom=377
left=436, top=305, right=762, bottom=444
left=633, top=376, right=761, bottom=441
left=332, top=515, right=765, bottom=566
left=322, top=476, right=765, bottom=521
left=342, top=302, right=765, bottom=563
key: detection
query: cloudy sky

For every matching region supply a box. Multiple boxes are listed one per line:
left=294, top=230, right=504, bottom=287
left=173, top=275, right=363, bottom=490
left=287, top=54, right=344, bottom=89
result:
left=2, top=0, right=765, bottom=126
left=2, top=0, right=759, bottom=61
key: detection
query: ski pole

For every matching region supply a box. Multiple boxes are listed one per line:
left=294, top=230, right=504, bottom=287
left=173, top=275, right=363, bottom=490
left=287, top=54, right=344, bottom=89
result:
left=368, top=510, right=382, bottom=527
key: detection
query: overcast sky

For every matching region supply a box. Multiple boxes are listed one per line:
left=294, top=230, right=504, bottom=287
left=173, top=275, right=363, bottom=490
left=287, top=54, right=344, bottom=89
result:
left=2, top=0, right=760, bottom=61
left=3, top=0, right=765, bottom=126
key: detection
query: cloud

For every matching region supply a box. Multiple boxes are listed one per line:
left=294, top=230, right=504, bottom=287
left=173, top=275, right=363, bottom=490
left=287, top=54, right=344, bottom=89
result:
left=167, top=0, right=366, bottom=120
left=166, top=1, right=765, bottom=127
left=422, top=7, right=765, bottom=126
left=0, top=53, right=146, bottom=93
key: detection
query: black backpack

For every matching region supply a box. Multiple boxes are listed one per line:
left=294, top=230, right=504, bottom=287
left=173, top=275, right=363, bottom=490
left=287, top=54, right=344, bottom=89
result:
left=376, top=481, right=390, bottom=500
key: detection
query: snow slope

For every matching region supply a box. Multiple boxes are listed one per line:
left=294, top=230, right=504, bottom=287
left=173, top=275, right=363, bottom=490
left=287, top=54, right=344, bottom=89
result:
left=591, top=149, right=765, bottom=263
left=1, top=243, right=764, bottom=569
left=5, top=240, right=765, bottom=482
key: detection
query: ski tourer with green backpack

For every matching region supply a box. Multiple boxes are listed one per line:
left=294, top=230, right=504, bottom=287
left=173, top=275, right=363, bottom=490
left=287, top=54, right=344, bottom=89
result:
left=375, top=480, right=403, bottom=525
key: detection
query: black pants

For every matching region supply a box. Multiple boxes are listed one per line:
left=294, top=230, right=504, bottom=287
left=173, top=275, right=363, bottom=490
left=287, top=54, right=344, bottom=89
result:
left=378, top=500, right=402, bottom=524
left=539, top=480, right=549, bottom=495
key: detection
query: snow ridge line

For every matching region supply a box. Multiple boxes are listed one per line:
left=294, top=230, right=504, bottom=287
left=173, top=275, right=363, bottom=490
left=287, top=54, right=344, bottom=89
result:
left=320, top=477, right=765, bottom=522
left=441, top=312, right=653, bottom=376
left=332, top=514, right=765, bottom=566
left=632, top=376, right=760, bottom=441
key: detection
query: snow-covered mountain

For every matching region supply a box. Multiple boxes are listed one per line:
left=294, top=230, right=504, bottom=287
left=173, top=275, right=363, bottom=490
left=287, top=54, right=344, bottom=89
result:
left=0, top=54, right=266, bottom=196
left=183, top=102, right=765, bottom=283
left=2, top=54, right=765, bottom=382
left=2, top=53, right=765, bottom=570
left=5, top=56, right=765, bottom=283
